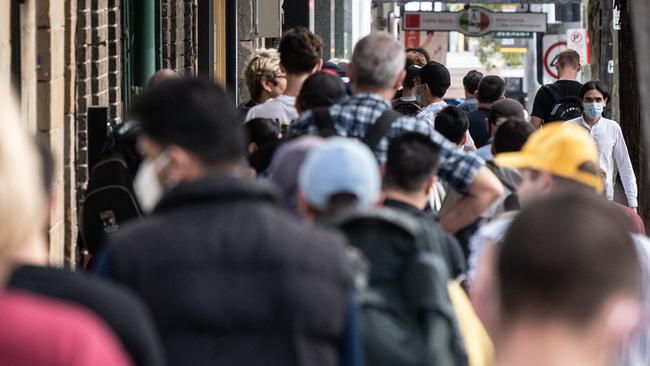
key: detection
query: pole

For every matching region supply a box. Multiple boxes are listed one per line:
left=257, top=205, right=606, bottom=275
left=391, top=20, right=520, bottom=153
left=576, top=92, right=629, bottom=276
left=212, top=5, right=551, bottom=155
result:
left=133, top=0, right=156, bottom=90
left=198, top=0, right=215, bottom=80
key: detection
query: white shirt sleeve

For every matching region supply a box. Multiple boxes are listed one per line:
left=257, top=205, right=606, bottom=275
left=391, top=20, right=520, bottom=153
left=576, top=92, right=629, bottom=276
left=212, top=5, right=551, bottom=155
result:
left=613, top=125, right=638, bottom=207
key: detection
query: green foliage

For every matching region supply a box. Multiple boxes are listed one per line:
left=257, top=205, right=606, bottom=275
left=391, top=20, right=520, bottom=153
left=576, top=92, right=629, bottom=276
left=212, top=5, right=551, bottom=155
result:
left=469, top=4, right=524, bottom=70
left=475, top=37, right=500, bottom=71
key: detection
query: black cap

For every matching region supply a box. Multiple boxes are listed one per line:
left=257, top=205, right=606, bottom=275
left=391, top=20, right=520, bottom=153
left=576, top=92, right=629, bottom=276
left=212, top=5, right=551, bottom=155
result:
left=488, top=98, right=526, bottom=126
left=298, top=72, right=347, bottom=111
left=418, top=61, right=451, bottom=98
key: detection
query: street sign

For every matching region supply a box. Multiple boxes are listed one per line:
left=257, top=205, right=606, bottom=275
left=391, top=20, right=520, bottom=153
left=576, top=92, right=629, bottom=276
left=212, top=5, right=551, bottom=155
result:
left=542, top=35, right=567, bottom=85
left=493, top=31, right=534, bottom=39
left=566, top=28, right=590, bottom=65
left=613, top=0, right=621, bottom=30
left=403, top=7, right=547, bottom=37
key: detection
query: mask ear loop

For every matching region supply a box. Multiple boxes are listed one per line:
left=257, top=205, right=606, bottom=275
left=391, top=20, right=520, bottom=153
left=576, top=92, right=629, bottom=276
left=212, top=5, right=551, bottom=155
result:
left=153, top=152, right=178, bottom=192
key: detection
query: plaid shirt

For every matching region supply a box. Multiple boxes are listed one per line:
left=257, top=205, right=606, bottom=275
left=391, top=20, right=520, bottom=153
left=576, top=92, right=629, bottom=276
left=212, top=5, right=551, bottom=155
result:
left=290, top=93, right=484, bottom=193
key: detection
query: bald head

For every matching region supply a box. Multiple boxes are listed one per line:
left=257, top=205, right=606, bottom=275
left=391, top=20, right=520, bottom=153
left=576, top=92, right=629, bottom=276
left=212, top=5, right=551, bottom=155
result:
left=148, top=69, right=180, bottom=89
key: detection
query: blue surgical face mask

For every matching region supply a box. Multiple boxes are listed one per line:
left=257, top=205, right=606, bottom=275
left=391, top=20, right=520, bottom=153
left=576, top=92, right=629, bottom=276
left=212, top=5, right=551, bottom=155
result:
left=414, top=85, right=422, bottom=103
left=583, top=102, right=604, bottom=120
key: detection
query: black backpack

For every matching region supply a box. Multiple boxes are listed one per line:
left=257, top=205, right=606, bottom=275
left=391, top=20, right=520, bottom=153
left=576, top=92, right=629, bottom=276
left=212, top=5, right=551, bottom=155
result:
left=392, top=99, right=423, bottom=116
left=80, top=122, right=143, bottom=255
left=543, top=83, right=583, bottom=122
left=311, top=107, right=402, bottom=151
left=329, top=209, right=467, bottom=366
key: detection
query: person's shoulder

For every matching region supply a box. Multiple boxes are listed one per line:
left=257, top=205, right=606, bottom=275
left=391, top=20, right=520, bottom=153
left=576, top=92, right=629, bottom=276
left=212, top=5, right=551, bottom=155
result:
left=564, top=117, right=582, bottom=125
left=10, top=265, right=154, bottom=322
left=601, top=117, right=622, bottom=130
left=0, top=291, right=132, bottom=366
left=246, top=98, right=279, bottom=119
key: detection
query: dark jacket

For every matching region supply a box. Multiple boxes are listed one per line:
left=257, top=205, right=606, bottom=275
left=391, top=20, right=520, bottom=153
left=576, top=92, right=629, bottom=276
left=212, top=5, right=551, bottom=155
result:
left=9, top=265, right=165, bottom=366
left=104, top=175, right=351, bottom=366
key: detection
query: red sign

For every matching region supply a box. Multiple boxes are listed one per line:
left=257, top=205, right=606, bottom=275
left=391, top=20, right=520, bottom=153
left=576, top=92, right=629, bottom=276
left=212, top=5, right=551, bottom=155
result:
left=405, top=13, right=421, bottom=29
left=544, top=41, right=567, bottom=80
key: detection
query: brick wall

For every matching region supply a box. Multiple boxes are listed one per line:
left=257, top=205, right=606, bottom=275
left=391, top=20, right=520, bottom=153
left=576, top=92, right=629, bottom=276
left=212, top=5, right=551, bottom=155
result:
left=76, top=0, right=122, bottom=196
left=38, top=0, right=67, bottom=266
left=162, top=0, right=196, bottom=74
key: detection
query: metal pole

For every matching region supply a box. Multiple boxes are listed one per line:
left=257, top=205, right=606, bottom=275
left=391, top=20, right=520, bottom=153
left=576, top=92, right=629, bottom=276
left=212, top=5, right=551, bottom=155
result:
left=198, top=0, right=215, bottom=80
left=133, top=0, right=156, bottom=90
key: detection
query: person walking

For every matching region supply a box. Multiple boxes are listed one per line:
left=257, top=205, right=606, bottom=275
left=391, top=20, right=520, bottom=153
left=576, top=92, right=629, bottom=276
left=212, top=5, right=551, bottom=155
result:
left=565, top=80, right=638, bottom=210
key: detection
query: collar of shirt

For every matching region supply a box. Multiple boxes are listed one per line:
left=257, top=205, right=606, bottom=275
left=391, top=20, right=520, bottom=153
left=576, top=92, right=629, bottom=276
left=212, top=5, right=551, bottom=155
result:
left=578, top=116, right=599, bottom=130
left=383, top=198, right=426, bottom=218
left=349, top=93, right=392, bottom=108
left=398, top=95, right=417, bottom=102
left=423, top=100, right=448, bottom=111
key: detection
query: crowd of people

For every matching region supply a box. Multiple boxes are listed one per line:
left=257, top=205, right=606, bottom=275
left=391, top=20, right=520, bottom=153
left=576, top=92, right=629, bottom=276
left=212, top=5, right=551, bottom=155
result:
left=0, top=26, right=648, bottom=366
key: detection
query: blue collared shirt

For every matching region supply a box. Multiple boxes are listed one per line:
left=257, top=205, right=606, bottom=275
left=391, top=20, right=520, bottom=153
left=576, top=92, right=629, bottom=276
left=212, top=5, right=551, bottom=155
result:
left=290, top=93, right=484, bottom=194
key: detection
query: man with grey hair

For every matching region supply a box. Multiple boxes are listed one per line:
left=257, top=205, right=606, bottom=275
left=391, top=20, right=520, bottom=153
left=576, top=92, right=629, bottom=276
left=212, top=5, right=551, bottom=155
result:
left=291, top=32, right=503, bottom=233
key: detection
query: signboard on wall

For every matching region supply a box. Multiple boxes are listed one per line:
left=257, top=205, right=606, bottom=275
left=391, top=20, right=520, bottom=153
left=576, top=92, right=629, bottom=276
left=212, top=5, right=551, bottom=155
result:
left=403, top=7, right=547, bottom=36
left=542, top=34, right=567, bottom=85
left=566, top=28, right=590, bottom=65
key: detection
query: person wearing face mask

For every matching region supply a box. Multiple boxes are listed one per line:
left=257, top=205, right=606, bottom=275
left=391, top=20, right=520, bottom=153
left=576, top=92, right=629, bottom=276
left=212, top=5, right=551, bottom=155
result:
left=96, top=78, right=356, bottom=366
left=565, top=80, right=638, bottom=210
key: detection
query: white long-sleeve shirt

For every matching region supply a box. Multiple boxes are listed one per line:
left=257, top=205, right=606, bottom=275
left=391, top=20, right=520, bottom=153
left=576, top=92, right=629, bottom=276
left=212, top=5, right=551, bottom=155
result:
left=565, top=116, right=638, bottom=207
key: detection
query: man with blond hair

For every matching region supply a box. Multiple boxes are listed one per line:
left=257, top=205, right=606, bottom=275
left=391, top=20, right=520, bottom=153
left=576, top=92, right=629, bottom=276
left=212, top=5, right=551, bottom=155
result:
left=530, top=49, right=582, bottom=127
left=246, top=27, right=323, bottom=123
left=239, top=48, right=287, bottom=116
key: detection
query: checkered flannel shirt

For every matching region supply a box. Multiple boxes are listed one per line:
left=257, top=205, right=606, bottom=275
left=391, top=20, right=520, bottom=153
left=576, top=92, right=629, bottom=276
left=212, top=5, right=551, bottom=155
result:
left=290, top=93, right=484, bottom=193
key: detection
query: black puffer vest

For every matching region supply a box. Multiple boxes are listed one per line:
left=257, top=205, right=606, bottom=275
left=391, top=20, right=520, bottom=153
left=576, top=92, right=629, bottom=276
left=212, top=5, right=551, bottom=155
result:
left=108, top=175, right=351, bottom=366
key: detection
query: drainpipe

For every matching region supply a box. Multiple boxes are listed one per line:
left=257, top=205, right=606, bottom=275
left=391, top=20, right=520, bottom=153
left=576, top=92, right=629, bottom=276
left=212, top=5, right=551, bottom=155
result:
left=133, top=0, right=156, bottom=92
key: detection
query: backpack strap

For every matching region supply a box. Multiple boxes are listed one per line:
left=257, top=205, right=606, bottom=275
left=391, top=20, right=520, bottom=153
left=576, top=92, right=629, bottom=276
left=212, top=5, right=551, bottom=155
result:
left=542, top=82, right=563, bottom=101
left=312, top=107, right=337, bottom=137
left=542, top=83, right=565, bottom=117
left=362, top=110, right=403, bottom=151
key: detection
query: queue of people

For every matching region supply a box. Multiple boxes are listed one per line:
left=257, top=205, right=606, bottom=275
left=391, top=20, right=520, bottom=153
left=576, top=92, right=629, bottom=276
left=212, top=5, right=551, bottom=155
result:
left=0, top=27, right=647, bottom=366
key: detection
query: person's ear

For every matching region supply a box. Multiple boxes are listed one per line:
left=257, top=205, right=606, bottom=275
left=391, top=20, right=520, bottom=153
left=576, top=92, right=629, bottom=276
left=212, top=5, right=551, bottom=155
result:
left=248, top=142, right=259, bottom=155
left=346, top=64, right=356, bottom=85
left=460, top=132, right=468, bottom=147
left=311, top=59, right=323, bottom=74
left=162, top=145, right=201, bottom=184
left=280, top=63, right=287, bottom=74
left=424, top=176, right=437, bottom=196
left=393, top=69, right=407, bottom=91
left=539, top=170, right=555, bottom=192
left=474, top=90, right=479, bottom=99
left=260, top=79, right=273, bottom=94
left=297, top=190, right=314, bottom=221
left=601, top=297, right=643, bottom=352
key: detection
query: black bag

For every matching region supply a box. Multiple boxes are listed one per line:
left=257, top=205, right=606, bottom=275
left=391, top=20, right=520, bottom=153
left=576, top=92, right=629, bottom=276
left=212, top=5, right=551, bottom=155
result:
left=543, top=83, right=583, bottom=122
left=311, top=107, right=402, bottom=151
left=392, top=99, right=423, bottom=116
left=80, top=122, right=143, bottom=255
left=330, top=209, right=467, bottom=366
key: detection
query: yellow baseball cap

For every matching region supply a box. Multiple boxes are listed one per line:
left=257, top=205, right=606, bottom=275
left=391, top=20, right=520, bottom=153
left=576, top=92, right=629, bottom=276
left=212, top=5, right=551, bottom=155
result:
left=495, top=122, right=604, bottom=193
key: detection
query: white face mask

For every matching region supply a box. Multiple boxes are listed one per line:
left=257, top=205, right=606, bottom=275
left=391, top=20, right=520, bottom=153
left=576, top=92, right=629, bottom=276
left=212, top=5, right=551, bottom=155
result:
left=134, top=153, right=170, bottom=214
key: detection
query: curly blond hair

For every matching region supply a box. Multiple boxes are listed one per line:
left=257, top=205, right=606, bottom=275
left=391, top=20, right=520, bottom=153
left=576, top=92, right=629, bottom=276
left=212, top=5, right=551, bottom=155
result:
left=244, top=48, right=282, bottom=102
